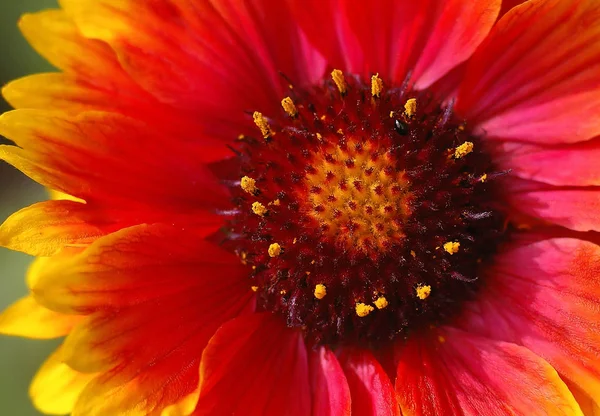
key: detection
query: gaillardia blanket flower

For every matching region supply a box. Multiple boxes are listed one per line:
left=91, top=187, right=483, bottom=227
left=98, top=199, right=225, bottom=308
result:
left=1, top=0, right=600, bottom=414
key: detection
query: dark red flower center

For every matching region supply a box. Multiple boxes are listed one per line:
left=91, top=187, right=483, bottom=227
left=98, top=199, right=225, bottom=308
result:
left=227, top=71, right=507, bottom=346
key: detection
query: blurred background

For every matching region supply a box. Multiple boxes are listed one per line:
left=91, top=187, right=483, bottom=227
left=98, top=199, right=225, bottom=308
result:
left=0, top=1, right=60, bottom=415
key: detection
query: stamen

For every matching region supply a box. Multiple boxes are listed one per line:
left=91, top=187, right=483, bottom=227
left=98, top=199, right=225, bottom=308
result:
left=480, top=174, right=487, bottom=183
left=240, top=176, right=258, bottom=194
left=281, top=96, right=298, bottom=117
left=443, top=241, right=460, bottom=255
left=253, top=111, right=273, bottom=138
left=371, top=74, right=383, bottom=97
left=314, top=284, right=327, bottom=299
left=331, top=69, right=347, bottom=94
left=251, top=201, right=267, bottom=217
left=404, top=98, right=417, bottom=117
left=374, top=296, right=389, bottom=309
left=355, top=302, right=374, bottom=317
left=416, top=284, right=432, bottom=300
left=268, top=243, right=282, bottom=257
left=454, top=142, right=474, bottom=158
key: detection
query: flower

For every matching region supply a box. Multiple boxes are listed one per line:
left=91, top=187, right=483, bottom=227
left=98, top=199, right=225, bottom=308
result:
left=1, top=0, right=600, bottom=414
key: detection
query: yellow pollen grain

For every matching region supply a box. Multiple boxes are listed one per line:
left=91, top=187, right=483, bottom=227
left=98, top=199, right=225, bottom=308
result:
left=314, top=284, right=327, bottom=299
left=270, top=199, right=280, bottom=206
left=331, top=69, right=347, bottom=94
left=371, top=74, right=383, bottom=97
left=251, top=201, right=267, bottom=216
left=480, top=174, right=487, bottom=183
left=251, top=286, right=258, bottom=292
left=443, top=241, right=460, bottom=255
left=237, top=134, right=245, bottom=140
left=410, top=250, right=416, bottom=258
left=281, top=96, right=298, bottom=117
left=374, top=296, right=389, bottom=309
left=404, top=98, right=417, bottom=117
left=253, top=111, right=273, bottom=138
left=240, top=176, right=257, bottom=194
left=455, top=141, right=474, bottom=158
left=355, top=302, right=374, bottom=317
left=389, top=111, right=395, bottom=118
left=438, top=335, right=446, bottom=343
left=316, top=133, right=323, bottom=140
left=416, top=284, right=432, bottom=300
left=268, top=243, right=282, bottom=257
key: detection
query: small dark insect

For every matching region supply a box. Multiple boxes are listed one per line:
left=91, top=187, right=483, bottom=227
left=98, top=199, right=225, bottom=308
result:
left=394, top=119, right=409, bottom=135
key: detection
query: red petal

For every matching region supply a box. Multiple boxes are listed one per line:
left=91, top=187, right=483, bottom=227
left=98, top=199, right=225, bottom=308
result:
left=310, top=347, right=351, bottom=416
left=339, top=349, right=400, bottom=416
left=496, top=139, right=600, bottom=186
left=344, top=0, right=499, bottom=86
left=0, top=110, right=230, bottom=209
left=193, top=313, right=311, bottom=416
left=30, top=223, right=252, bottom=415
left=59, top=0, right=324, bottom=134
left=457, top=0, right=600, bottom=143
left=459, top=237, right=600, bottom=408
left=505, top=177, right=600, bottom=232
left=287, top=0, right=363, bottom=73
left=396, top=328, right=582, bottom=415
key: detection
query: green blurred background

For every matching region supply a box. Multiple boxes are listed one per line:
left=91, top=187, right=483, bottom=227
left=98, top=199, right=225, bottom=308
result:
left=0, top=1, right=60, bottom=415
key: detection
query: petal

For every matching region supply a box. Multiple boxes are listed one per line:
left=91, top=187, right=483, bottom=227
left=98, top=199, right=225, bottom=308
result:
left=505, top=177, right=600, bottom=232
left=31, top=223, right=240, bottom=314
left=396, top=328, right=582, bottom=415
left=59, top=0, right=324, bottom=130
left=32, top=223, right=253, bottom=415
left=30, top=346, right=95, bottom=415
left=0, top=295, right=80, bottom=339
left=0, top=200, right=121, bottom=256
left=456, top=0, right=600, bottom=143
left=287, top=0, right=363, bottom=73
left=459, top=237, right=600, bottom=408
left=339, top=349, right=400, bottom=416
left=0, top=110, right=230, bottom=209
left=496, top=139, right=600, bottom=186
left=193, top=313, right=311, bottom=416
left=19, top=10, right=127, bottom=82
left=407, top=0, right=501, bottom=89
left=347, top=0, right=499, bottom=85
left=309, top=347, right=351, bottom=416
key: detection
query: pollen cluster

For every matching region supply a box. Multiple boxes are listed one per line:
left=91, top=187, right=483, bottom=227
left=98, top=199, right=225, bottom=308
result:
left=227, top=71, right=506, bottom=345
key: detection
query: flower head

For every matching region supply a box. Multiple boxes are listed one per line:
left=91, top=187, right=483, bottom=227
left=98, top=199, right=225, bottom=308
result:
left=1, top=0, right=600, bottom=415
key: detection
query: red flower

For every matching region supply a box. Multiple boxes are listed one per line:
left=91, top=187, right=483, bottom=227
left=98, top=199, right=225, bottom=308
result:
left=1, top=0, right=599, bottom=414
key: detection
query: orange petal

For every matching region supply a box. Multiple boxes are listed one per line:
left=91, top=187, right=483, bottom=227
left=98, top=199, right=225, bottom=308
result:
left=0, top=295, right=80, bottom=339
left=30, top=346, right=95, bottom=415
left=193, top=313, right=311, bottom=415
left=19, top=10, right=128, bottom=81
left=0, top=200, right=119, bottom=256
left=396, top=328, right=582, bottom=415
left=457, top=0, right=600, bottom=143
left=3, top=73, right=121, bottom=113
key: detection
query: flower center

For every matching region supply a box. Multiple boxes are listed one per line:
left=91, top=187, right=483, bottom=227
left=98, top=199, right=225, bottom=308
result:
left=227, top=71, right=507, bottom=346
